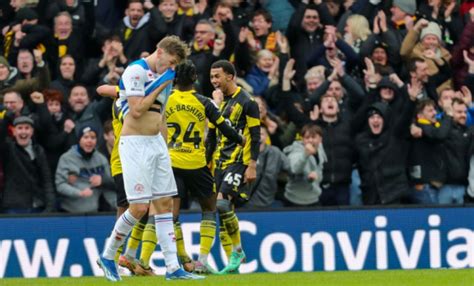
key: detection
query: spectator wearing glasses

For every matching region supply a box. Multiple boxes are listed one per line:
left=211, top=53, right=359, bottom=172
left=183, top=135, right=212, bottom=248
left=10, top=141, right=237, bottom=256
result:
left=189, top=19, right=234, bottom=96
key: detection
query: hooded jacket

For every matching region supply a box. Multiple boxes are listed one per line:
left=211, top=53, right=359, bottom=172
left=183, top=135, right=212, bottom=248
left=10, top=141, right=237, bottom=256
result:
left=0, top=66, right=18, bottom=92
left=55, top=145, right=114, bottom=213
left=355, top=100, right=415, bottom=204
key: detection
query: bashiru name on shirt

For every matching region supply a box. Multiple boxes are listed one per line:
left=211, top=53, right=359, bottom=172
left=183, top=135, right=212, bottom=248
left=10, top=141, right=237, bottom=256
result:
left=166, top=104, right=205, bottom=121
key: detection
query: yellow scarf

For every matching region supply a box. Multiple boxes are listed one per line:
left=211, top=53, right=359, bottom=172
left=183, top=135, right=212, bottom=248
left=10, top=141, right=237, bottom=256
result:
left=177, top=7, right=193, bottom=16
left=193, top=40, right=210, bottom=52
left=417, top=118, right=441, bottom=128
left=124, top=28, right=132, bottom=41
left=3, top=30, right=13, bottom=58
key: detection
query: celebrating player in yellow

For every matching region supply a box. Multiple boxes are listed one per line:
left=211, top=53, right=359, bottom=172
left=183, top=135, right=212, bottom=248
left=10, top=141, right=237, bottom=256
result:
left=207, top=60, right=260, bottom=274
left=166, top=60, right=245, bottom=274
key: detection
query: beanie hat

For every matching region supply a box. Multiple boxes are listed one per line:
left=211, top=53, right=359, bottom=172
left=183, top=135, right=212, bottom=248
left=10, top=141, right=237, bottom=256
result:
left=76, top=125, right=97, bottom=140
left=420, top=22, right=442, bottom=42
left=393, top=0, right=417, bottom=15
left=0, top=56, right=10, bottom=69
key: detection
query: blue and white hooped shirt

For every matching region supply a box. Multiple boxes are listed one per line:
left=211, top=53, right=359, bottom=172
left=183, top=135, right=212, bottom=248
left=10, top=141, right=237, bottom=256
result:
left=118, top=58, right=175, bottom=117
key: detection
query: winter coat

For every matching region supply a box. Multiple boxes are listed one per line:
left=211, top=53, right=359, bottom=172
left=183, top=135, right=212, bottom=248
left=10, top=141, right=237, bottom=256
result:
left=355, top=100, right=414, bottom=204
left=443, top=123, right=474, bottom=185
left=246, top=145, right=290, bottom=208
left=55, top=145, right=114, bottom=213
left=284, top=141, right=327, bottom=205
left=409, top=116, right=452, bottom=186
left=316, top=117, right=354, bottom=186
left=0, top=119, right=55, bottom=211
left=451, top=21, right=474, bottom=88
left=245, top=65, right=270, bottom=96
left=400, top=28, right=452, bottom=79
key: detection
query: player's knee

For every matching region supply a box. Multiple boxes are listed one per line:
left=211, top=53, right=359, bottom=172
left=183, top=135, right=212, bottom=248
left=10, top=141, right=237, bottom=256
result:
left=173, top=215, right=179, bottom=223
left=128, top=203, right=149, bottom=219
left=216, top=199, right=232, bottom=213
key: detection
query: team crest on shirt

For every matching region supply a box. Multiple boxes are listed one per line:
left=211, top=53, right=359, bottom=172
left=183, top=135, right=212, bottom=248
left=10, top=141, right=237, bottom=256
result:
left=134, top=183, right=145, bottom=193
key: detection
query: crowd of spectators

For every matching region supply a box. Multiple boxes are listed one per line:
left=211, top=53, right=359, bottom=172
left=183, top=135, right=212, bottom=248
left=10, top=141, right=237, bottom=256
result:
left=1, top=0, right=474, bottom=214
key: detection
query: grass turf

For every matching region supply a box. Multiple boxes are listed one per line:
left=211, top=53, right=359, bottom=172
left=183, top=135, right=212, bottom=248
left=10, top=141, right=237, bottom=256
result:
left=1, top=269, right=473, bottom=286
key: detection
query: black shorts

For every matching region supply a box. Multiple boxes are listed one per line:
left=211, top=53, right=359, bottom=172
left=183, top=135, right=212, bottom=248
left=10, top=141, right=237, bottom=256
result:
left=114, top=174, right=129, bottom=208
left=173, top=166, right=215, bottom=199
left=215, top=163, right=247, bottom=198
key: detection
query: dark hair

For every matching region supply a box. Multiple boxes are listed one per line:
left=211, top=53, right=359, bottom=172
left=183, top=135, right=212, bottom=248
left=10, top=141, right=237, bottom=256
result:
left=175, top=60, right=197, bottom=88
left=301, top=124, right=323, bottom=137
left=253, top=9, right=272, bottom=23
left=103, top=119, right=113, bottom=134
left=452, top=97, right=466, bottom=107
left=128, top=0, right=143, bottom=7
left=104, top=35, right=122, bottom=45
left=211, top=60, right=236, bottom=78
left=212, top=2, right=232, bottom=15
left=305, top=3, right=319, bottom=12
left=59, top=54, right=75, bottom=64
left=408, top=58, right=425, bottom=73
left=416, top=99, right=436, bottom=115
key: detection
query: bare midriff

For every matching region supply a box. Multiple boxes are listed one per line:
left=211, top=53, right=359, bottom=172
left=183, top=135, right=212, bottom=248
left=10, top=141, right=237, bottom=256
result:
left=121, top=103, right=163, bottom=136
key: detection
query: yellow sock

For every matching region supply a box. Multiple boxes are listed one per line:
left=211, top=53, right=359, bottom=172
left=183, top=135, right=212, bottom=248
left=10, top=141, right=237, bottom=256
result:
left=219, top=223, right=233, bottom=259
left=220, top=210, right=242, bottom=251
left=139, top=216, right=157, bottom=267
left=124, top=221, right=145, bottom=259
left=200, top=213, right=217, bottom=257
left=174, top=221, right=191, bottom=263
left=115, top=245, right=123, bottom=262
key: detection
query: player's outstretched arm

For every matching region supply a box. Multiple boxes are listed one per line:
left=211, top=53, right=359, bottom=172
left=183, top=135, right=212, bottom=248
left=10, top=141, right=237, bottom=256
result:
left=96, top=84, right=119, bottom=98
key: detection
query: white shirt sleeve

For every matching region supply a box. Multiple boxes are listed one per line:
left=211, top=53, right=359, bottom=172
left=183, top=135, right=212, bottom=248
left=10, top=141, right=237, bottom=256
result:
left=121, top=64, right=147, bottom=97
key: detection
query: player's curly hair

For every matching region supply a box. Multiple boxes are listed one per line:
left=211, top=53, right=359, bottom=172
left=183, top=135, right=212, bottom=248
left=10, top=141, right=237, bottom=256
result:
left=174, top=60, right=197, bottom=88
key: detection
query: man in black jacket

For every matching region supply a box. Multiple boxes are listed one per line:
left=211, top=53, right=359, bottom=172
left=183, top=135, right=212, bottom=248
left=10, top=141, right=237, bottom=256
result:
left=315, top=94, right=354, bottom=206
left=114, top=0, right=153, bottom=61
left=355, top=90, right=416, bottom=205
left=286, top=2, right=333, bottom=91
left=439, top=98, right=474, bottom=204
left=410, top=99, right=452, bottom=204
left=0, top=116, right=55, bottom=213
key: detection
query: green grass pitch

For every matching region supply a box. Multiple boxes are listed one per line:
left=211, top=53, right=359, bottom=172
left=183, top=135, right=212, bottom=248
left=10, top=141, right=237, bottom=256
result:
left=1, top=269, right=473, bottom=286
